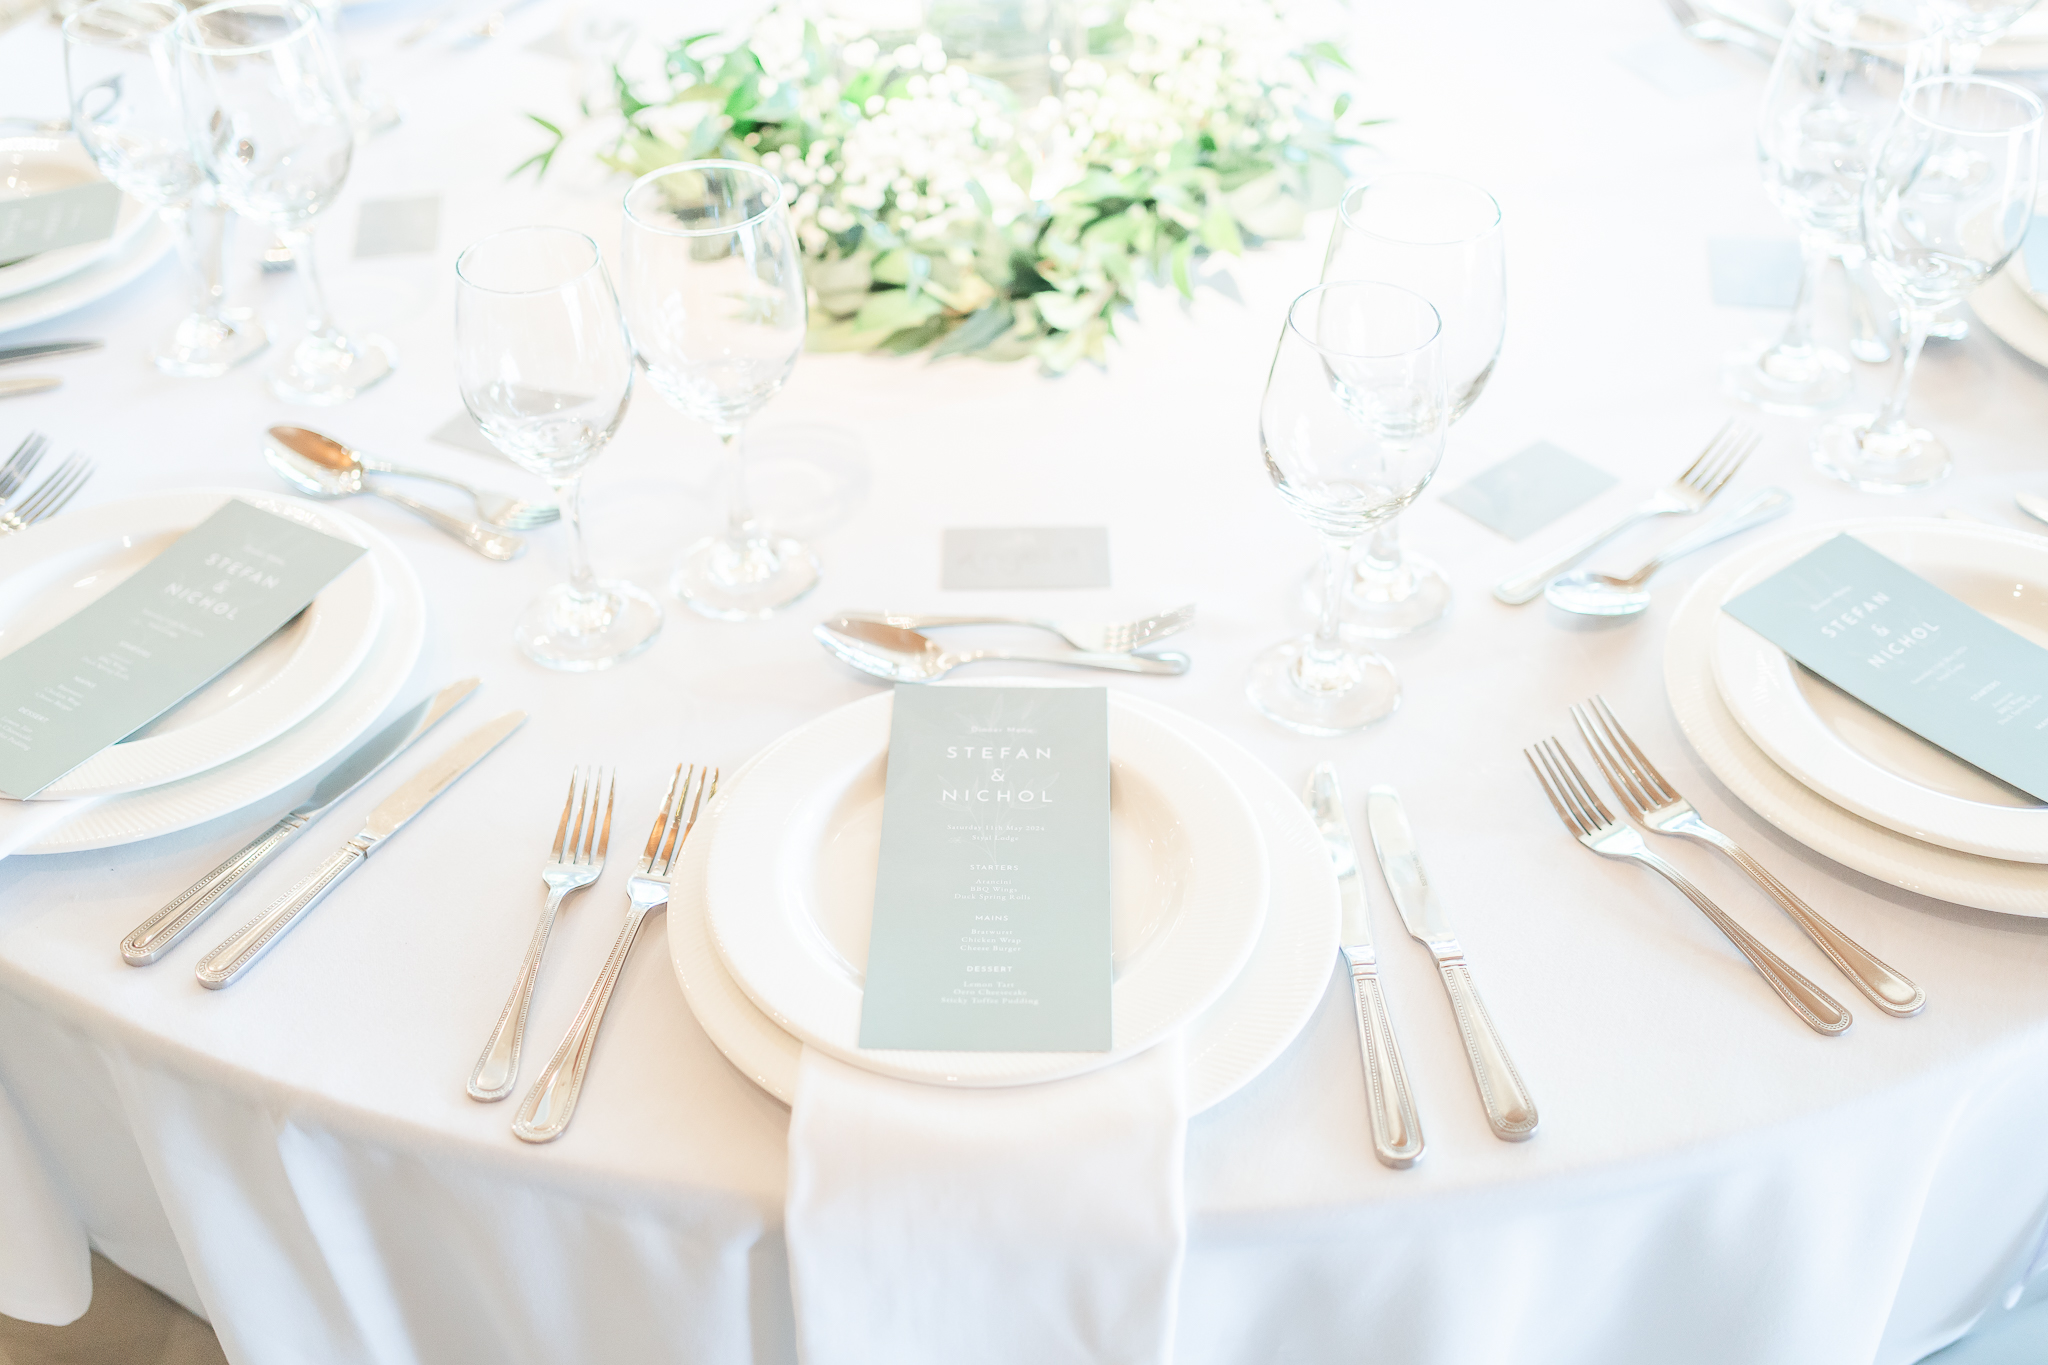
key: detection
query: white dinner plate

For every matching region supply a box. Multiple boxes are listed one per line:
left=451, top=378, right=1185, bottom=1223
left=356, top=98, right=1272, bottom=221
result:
left=17, top=500, right=425, bottom=854
left=1712, top=521, right=2048, bottom=863
left=0, top=491, right=387, bottom=799
left=702, top=689, right=1271, bottom=1087
left=671, top=686, right=1340, bottom=1112
left=0, top=210, right=173, bottom=337
left=0, top=137, right=154, bottom=302
left=1973, top=260, right=2048, bottom=370
left=1667, top=536, right=2048, bottom=916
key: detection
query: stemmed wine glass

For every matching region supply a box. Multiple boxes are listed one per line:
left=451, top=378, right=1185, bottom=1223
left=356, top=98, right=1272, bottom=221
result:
left=172, top=0, right=394, bottom=405
left=63, top=0, right=267, bottom=377
left=1320, top=172, right=1501, bottom=636
left=1247, top=282, right=1448, bottom=735
left=1923, top=0, right=2043, bottom=71
left=454, top=227, right=662, bottom=671
left=620, top=160, right=817, bottom=620
left=1816, top=76, right=2042, bottom=491
left=1730, top=2, right=1935, bottom=413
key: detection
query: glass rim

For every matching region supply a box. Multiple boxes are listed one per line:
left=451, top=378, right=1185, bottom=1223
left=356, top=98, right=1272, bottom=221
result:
left=61, top=0, right=183, bottom=44
left=1285, top=280, right=1442, bottom=360
left=1335, top=171, right=1501, bottom=247
left=1896, top=75, right=2046, bottom=135
left=1789, top=7, right=1930, bottom=54
left=455, top=225, right=606, bottom=296
left=172, top=0, right=319, bottom=56
left=622, top=159, right=785, bottom=237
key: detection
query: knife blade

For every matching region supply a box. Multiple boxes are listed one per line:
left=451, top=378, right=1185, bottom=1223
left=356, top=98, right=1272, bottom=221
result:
left=0, top=341, right=100, bottom=367
left=121, top=678, right=481, bottom=965
left=1306, top=763, right=1424, bottom=1169
left=1365, top=786, right=1539, bottom=1142
left=194, top=709, right=526, bottom=989
left=0, top=376, right=60, bottom=400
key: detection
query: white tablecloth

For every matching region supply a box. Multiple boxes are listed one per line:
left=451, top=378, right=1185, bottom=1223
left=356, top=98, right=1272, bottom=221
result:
left=4, top=2, right=2048, bottom=1362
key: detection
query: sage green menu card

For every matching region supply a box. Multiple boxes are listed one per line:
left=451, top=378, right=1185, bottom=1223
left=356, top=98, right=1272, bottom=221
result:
left=0, top=500, right=366, bottom=799
left=1723, top=533, right=2048, bottom=802
left=859, top=685, right=1112, bottom=1052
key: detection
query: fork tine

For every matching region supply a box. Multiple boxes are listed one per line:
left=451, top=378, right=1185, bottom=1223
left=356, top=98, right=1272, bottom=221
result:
left=1591, top=696, right=1679, bottom=803
left=1570, top=705, right=1649, bottom=819
left=568, top=768, right=592, bottom=863
left=643, top=764, right=685, bottom=862
left=1691, top=428, right=1757, bottom=501
left=0, top=432, right=46, bottom=498
left=1549, top=740, right=1618, bottom=827
left=1533, top=740, right=1600, bottom=834
left=19, top=456, right=87, bottom=522
left=1674, top=420, right=1734, bottom=487
left=593, top=770, right=615, bottom=859
left=549, top=770, right=578, bottom=861
left=1524, top=745, right=1588, bottom=836
left=39, top=460, right=90, bottom=521
left=657, top=765, right=715, bottom=874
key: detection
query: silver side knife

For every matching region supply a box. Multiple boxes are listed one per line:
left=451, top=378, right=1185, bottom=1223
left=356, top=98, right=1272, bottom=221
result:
left=194, top=709, right=525, bottom=989
left=122, top=679, right=480, bottom=965
left=1307, top=764, right=1424, bottom=1170
left=0, top=341, right=101, bottom=366
left=1366, top=786, right=1539, bottom=1143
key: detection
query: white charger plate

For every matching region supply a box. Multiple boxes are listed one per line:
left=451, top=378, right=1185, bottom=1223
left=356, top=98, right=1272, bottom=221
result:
left=1712, top=521, right=2048, bottom=863
left=702, top=689, right=1270, bottom=1088
left=0, top=136, right=154, bottom=302
left=17, top=504, right=425, bottom=854
left=0, top=211, right=173, bottom=337
left=0, top=491, right=387, bottom=799
left=1667, top=541, right=2048, bottom=916
left=671, top=687, right=1340, bottom=1112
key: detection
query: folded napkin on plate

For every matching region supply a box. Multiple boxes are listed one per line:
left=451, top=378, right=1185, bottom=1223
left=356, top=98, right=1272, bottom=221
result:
left=786, top=1039, right=1187, bottom=1365
left=0, top=798, right=100, bottom=860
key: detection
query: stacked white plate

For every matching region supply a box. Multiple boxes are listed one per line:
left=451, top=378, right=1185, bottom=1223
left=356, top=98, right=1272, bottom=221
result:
left=0, top=488, right=426, bottom=853
left=669, top=684, right=1342, bottom=1112
left=0, top=135, right=174, bottom=336
left=1972, top=193, right=2048, bottom=368
left=1665, top=518, right=2048, bottom=916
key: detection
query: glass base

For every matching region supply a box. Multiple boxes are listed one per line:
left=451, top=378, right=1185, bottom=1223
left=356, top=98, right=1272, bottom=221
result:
left=1927, top=316, right=1969, bottom=343
left=672, top=532, right=819, bottom=620
left=1245, top=634, right=1400, bottom=736
left=1813, top=414, right=1952, bottom=493
left=514, top=579, right=663, bottom=672
left=1339, top=553, right=1450, bottom=639
left=269, top=330, right=396, bottom=405
left=1721, top=337, right=1853, bottom=415
left=154, top=308, right=268, bottom=378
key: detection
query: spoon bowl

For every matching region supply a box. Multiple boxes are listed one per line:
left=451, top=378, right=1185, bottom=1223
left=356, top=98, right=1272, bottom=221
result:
left=1544, top=571, right=1653, bottom=618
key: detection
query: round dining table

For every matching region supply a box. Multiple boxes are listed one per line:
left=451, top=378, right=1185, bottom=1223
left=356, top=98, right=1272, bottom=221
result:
left=3, top=2, right=2048, bottom=1362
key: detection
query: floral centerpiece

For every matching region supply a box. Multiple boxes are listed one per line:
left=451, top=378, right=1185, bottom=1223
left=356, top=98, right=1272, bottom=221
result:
left=521, top=0, right=1368, bottom=370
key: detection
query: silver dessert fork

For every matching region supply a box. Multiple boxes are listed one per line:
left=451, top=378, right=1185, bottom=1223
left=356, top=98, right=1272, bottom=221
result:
left=1525, top=737, right=1852, bottom=1035
left=1570, top=698, right=1924, bottom=1017
left=468, top=768, right=614, bottom=1102
left=513, top=762, right=717, bottom=1143
left=0, top=453, right=92, bottom=534
left=841, top=602, right=1195, bottom=654
left=0, top=431, right=47, bottom=499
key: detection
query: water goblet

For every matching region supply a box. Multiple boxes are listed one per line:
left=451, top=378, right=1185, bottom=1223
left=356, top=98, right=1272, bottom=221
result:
left=1924, top=0, right=2043, bottom=70
left=1320, top=172, right=1502, bottom=636
left=620, top=160, right=816, bottom=620
left=172, top=0, right=393, bottom=404
left=454, top=227, right=662, bottom=671
left=63, top=0, right=267, bottom=377
left=1247, top=282, right=1448, bottom=736
left=1815, top=76, right=2042, bottom=491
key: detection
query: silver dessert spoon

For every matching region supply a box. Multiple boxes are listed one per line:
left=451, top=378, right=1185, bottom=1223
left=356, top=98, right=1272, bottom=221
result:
left=815, top=617, right=1190, bottom=681
left=1545, top=487, right=1792, bottom=618
left=264, top=426, right=524, bottom=561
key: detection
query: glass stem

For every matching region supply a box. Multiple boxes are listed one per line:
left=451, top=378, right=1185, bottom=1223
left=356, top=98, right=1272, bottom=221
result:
left=719, top=427, right=755, bottom=542
left=168, top=199, right=232, bottom=324
left=280, top=226, right=343, bottom=346
left=1769, top=237, right=1828, bottom=358
left=1307, top=535, right=1353, bottom=670
left=1873, top=312, right=1931, bottom=434
left=1361, top=517, right=1403, bottom=575
left=551, top=473, right=600, bottom=599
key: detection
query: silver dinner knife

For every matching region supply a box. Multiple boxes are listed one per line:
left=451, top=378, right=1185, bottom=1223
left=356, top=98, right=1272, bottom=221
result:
left=0, top=341, right=101, bottom=366
left=1365, top=786, right=1540, bottom=1143
left=194, top=709, right=526, bottom=989
left=1307, top=764, right=1424, bottom=1170
left=121, top=678, right=480, bottom=965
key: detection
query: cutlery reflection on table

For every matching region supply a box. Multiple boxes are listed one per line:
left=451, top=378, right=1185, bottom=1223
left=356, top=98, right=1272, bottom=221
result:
left=839, top=603, right=1195, bottom=654
left=0, top=452, right=92, bottom=534
left=1543, top=487, right=1793, bottom=618
left=815, top=616, right=1191, bottom=682
left=264, top=426, right=526, bottom=561
left=194, top=710, right=527, bottom=989
left=1525, top=737, right=1853, bottom=1035
left=120, top=679, right=479, bottom=965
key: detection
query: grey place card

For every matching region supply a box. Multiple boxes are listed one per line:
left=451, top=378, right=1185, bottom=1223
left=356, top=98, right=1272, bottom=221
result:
left=1613, top=36, right=1742, bottom=99
left=1442, top=442, right=1619, bottom=541
left=0, top=500, right=367, bottom=799
left=859, top=685, right=1112, bottom=1052
left=941, top=526, right=1110, bottom=590
left=355, top=195, right=441, bottom=258
left=428, top=412, right=502, bottom=456
left=1709, top=237, right=1804, bottom=309
left=0, top=182, right=122, bottom=264
left=1723, top=533, right=2048, bottom=802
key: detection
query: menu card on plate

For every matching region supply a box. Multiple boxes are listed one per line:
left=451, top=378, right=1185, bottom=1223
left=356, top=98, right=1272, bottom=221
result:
left=859, top=685, right=1112, bottom=1052
left=1723, top=533, right=2048, bottom=801
left=0, top=500, right=366, bottom=799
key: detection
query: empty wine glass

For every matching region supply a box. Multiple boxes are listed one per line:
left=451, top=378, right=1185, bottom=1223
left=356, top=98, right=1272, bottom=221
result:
left=1816, top=76, right=2042, bottom=490
left=1320, top=172, right=1502, bottom=637
left=63, top=0, right=267, bottom=377
left=1247, top=282, right=1448, bottom=736
left=620, top=160, right=816, bottom=620
left=172, top=0, right=393, bottom=404
left=1924, top=0, right=2043, bottom=70
left=454, top=226, right=661, bottom=671
left=1731, top=1, right=1936, bottom=413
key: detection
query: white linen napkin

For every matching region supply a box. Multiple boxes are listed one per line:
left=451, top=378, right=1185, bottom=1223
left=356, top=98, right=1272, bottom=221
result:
left=0, top=798, right=101, bottom=860
left=785, top=1039, right=1188, bottom=1365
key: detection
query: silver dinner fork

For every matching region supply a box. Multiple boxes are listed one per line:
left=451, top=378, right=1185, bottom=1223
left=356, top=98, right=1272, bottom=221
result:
left=512, top=762, right=717, bottom=1143
left=1526, top=737, right=1852, bottom=1035
left=1570, top=698, right=1925, bottom=1017
left=841, top=602, right=1195, bottom=654
left=468, top=768, right=615, bottom=1102
left=0, top=431, right=47, bottom=499
left=0, top=453, right=92, bottom=534
left=1493, top=422, right=1761, bottom=604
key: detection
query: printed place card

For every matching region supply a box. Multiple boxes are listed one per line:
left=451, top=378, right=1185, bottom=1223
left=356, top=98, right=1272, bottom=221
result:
left=354, top=195, right=441, bottom=258
left=0, top=182, right=122, bottom=263
left=1723, top=533, right=2048, bottom=802
left=1441, top=441, right=1618, bottom=541
left=1708, top=237, right=1804, bottom=310
left=859, top=685, right=1112, bottom=1052
left=941, top=527, right=1110, bottom=590
left=0, top=500, right=367, bottom=799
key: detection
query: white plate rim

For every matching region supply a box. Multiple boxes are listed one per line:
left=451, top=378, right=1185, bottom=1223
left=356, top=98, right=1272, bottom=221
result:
left=0, top=136, right=154, bottom=302
left=701, top=687, right=1272, bottom=1087
left=0, top=212, right=173, bottom=337
left=1974, top=258, right=2048, bottom=369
